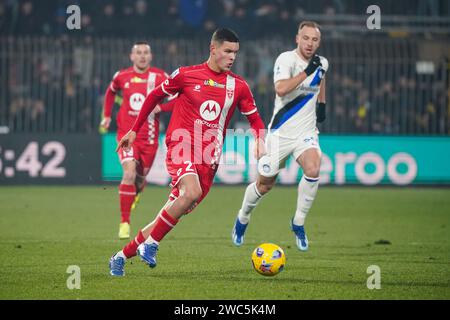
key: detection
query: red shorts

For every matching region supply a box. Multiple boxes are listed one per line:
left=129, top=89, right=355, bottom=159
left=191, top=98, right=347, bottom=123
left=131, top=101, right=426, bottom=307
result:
left=166, top=151, right=218, bottom=213
left=117, top=139, right=158, bottom=176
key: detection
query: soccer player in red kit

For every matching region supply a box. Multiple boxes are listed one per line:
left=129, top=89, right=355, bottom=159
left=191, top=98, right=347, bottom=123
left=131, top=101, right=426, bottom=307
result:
left=100, top=41, right=176, bottom=239
left=109, top=29, right=266, bottom=276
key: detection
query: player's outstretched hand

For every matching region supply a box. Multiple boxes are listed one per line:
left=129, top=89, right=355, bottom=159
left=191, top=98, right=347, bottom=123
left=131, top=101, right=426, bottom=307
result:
left=116, top=130, right=136, bottom=152
left=99, top=117, right=111, bottom=134
left=254, top=138, right=266, bottom=160
left=304, top=54, right=322, bottom=76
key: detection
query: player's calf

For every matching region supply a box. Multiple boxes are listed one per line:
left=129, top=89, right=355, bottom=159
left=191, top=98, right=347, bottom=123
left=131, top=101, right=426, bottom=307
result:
left=169, top=182, right=202, bottom=219
left=122, top=169, right=137, bottom=185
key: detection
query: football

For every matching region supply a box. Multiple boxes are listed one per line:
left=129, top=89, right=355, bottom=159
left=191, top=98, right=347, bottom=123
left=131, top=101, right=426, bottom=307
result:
left=251, top=243, right=286, bottom=276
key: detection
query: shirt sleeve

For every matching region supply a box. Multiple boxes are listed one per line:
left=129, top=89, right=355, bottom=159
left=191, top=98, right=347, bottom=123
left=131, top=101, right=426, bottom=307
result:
left=109, top=71, right=121, bottom=92
left=103, top=86, right=116, bottom=118
left=320, top=56, right=329, bottom=73
left=160, top=67, right=184, bottom=96
left=159, top=96, right=177, bottom=112
left=238, top=80, right=258, bottom=116
left=273, top=52, right=292, bottom=83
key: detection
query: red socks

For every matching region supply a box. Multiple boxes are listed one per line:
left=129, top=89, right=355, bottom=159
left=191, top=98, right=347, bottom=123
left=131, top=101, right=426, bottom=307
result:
left=150, top=210, right=178, bottom=242
left=121, top=211, right=178, bottom=259
left=119, top=184, right=136, bottom=223
left=123, top=230, right=145, bottom=258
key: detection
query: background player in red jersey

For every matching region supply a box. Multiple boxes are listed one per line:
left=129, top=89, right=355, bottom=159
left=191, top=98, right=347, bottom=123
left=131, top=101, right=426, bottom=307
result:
left=100, top=41, right=176, bottom=239
left=109, top=29, right=267, bottom=276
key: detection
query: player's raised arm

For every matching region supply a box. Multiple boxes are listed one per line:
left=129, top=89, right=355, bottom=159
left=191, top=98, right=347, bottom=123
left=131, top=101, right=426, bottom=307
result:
left=274, top=54, right=321, bottom=97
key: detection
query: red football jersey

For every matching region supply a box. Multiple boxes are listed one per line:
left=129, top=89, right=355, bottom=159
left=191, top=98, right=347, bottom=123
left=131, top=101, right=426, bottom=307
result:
left=109, top=66, right=169, bottom=144
left=159, top=62, right=258, bottom=164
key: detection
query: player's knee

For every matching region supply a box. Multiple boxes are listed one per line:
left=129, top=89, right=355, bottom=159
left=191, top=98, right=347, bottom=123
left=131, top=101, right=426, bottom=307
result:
left=303, top=165, right=320, bottom=179
left=182, top=187, right=202, bottom=204
left=136, top=180, right=145, bottom=193
left=135, top=174, right=144, bottom=185
left=256, top=179, right=274, bottom=195
left=122, top=169, right=137, bottom=184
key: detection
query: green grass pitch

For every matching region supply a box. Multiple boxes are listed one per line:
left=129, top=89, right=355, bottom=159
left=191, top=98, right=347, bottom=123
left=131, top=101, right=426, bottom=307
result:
left=0, top=185, right=449, bottom=299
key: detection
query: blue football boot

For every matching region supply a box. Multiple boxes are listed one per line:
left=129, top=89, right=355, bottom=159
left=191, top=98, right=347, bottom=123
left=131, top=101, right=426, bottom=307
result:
left=232, top=217, right=248, bottom=247
left=109, top=254, right=125, bottom=276
left=291, top=219, right=309, bottom=251
left=137, top=242, right=158, bottom=268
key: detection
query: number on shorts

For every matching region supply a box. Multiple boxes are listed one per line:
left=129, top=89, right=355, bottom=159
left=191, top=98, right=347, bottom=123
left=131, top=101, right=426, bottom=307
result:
left=122, top=148, right=133, bottom=157
left=184, top=161, right=194, bottom=172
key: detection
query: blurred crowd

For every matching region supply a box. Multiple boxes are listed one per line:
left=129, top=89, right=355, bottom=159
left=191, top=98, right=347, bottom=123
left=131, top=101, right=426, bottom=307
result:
left=1, top=0, right=450, bottom=38
left=2, top=35, right=448, bottom=135
left=1, top=0, right=449, bottom=135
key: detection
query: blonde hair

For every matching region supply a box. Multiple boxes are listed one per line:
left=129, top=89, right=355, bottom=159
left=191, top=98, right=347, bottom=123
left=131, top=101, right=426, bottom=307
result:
left=298, top=21, right=321, bottom=32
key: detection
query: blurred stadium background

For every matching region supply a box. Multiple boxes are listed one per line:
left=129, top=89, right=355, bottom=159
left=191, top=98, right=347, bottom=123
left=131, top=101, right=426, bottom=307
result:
left=0, top=0, right=449, bottom=186
left=2, top=0, right=450, bottom=134
left=0, top=0, right=449, bottom=300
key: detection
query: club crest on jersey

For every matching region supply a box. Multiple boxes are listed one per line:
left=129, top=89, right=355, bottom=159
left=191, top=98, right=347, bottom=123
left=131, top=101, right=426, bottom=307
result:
left=129, top=93, right=145, bottom=111
left=204, top=79, right=225, bottom=89
left=262, top=164, right=271, bottom=174
left=227, top=89, right=234, bottom=99
left=199, top=100, right=221, bottom=121
left=275, top=65, right=281, bottom=75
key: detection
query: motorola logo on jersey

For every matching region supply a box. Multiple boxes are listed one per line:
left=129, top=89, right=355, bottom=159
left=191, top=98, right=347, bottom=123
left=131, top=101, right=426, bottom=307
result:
left=129, top=93, right=145, bottom=111
left=199, top=100, right=221, bottom=121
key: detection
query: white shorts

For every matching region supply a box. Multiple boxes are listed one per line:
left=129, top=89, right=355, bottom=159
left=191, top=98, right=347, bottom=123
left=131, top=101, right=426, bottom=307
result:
left=257, top=130, right=321, bottom=177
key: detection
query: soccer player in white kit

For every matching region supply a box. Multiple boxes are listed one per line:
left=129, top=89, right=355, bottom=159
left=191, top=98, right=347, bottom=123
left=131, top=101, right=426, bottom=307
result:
left=231, top=21, right=328, bottom=251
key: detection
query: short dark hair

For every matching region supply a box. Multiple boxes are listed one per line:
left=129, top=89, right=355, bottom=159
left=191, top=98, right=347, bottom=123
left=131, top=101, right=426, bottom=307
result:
left=211, top=28, right=239, bottom=44
left=298, top=21, right=321, bottom=32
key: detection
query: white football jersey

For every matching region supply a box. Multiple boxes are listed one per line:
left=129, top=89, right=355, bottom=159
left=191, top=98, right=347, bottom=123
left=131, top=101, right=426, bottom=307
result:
left=269, top=49, right=329, bottom=138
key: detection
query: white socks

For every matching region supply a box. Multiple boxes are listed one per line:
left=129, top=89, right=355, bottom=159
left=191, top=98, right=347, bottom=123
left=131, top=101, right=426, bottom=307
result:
left=293, top=175, right=319, bottom=226
left=237, top=182, right=263, bottom=224
left=115, top=250, right=127, bottom=260
left=144, top=236, right=159, bottom=245
left=237, top=176, right=318, bottom=227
